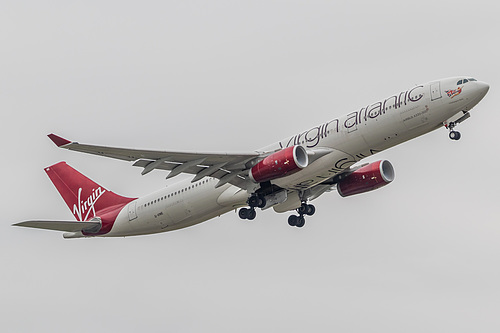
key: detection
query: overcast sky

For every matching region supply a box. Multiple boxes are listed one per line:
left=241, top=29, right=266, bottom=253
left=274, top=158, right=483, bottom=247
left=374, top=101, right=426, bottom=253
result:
left=2, top=1, right=500, bottom=332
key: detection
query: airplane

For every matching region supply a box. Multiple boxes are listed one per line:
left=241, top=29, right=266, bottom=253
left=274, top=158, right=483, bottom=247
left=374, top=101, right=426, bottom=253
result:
left=14, top=76, right=489, bottom=238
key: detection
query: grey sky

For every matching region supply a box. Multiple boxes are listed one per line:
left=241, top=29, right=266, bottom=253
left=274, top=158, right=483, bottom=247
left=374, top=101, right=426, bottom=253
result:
left=2, top=1, right=500, bottom=332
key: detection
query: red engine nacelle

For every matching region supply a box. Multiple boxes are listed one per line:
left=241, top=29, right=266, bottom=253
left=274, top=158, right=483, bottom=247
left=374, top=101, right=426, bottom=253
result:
left=337, top=160, right=395, bottom=197
left=249, top=146, right=309, bottom=183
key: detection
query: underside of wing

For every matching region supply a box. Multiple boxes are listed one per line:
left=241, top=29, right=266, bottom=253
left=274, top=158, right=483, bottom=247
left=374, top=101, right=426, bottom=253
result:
left=13, top=220, right=102, bottom=233
left=48, top=134, right=261, bottom=189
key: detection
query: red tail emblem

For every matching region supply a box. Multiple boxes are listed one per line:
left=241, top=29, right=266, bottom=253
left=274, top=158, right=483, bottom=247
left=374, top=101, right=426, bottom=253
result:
left=45, top=162, right=135, bottom=234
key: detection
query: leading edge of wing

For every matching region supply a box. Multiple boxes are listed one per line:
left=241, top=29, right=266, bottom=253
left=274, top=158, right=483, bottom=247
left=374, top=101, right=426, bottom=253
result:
left=47, top=133, right=260, bottom=163
left=13, top=220, right=101, bottom=233
left=47, top=133, right=262, bottom=188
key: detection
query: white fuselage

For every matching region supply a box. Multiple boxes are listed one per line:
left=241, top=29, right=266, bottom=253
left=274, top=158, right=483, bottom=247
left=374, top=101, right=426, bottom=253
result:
left=105, top=77, right=489, bottom=237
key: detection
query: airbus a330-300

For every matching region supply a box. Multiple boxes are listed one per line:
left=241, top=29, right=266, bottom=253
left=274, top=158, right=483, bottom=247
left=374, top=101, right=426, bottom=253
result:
left=14, top=77, right=489, bottom=238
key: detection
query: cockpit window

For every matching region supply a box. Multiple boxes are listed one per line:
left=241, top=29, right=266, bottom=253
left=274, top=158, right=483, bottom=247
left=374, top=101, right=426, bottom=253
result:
left=457, top=78, right=478, bottom=85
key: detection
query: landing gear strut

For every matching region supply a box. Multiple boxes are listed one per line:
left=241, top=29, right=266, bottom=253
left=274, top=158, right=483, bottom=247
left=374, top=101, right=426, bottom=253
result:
left=288, top=202, right=315, bottom=228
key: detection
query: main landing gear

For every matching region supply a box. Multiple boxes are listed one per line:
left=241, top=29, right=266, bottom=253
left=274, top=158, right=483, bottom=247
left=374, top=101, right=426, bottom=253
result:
left=287, top=203, right=315, bottom=228
left=238, top=196, right=316, bottom=228
left=238, top=195, right=266, bottom=221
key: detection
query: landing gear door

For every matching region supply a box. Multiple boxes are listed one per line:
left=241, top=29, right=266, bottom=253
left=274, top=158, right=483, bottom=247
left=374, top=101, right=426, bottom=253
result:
left=128, top=201, right=138, bottom=221
left=430, top=82, right=442, bottom=101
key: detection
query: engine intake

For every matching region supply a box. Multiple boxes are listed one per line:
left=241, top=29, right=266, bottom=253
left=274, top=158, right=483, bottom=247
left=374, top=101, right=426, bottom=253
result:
left=249, top=146, right=309, bottom=183
left=337, top=160, right=395, bottom=197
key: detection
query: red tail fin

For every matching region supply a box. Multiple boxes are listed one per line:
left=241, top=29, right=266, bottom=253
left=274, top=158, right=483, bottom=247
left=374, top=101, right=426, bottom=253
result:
left=45, top=162, right=135, bottom=222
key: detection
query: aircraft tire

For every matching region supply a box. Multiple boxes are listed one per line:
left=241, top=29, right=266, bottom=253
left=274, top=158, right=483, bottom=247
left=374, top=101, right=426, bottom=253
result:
left=248, top=196, right=258, bottom=207
left=298, top=204, right=308, bottom=215
left=306, top=204, right=316, bottom=216
left=247, top=209, right=256, bottom=220
left=257, top=197, right=266, bottom=208
left=239, top=208, right=249, bottom=219
left=449, top=131, right=461, bottom=140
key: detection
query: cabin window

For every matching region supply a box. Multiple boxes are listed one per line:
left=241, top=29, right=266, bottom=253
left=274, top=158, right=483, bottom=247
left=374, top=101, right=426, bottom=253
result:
left=463, top=79, right=468, bottom=83
left=457, top=80, right=463, bottom=85
left=468, top=78, right=477, bottom=81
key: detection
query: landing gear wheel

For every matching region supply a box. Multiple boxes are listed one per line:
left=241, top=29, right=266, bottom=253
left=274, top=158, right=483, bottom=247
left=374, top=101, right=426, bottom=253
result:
left=239, top=207, right=256, bottom=220
left=298, top=203, right=315, bottom=216
left=305, top=204, right=316, bottom=216
left=449, top=131, right=461, bottom=140
left=248, top=195, right=266, bottom=208
left=238, top=208, right=249, bottom=219
left=288, top=214, right=306, bottom=227
left=248, top=196, right=259, bottom=207
left=247, top=209, right=256, bottom=220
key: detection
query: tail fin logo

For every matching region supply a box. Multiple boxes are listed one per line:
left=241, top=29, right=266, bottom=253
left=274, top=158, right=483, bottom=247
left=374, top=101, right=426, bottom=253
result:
left=73, top=187, right=106, bottom=221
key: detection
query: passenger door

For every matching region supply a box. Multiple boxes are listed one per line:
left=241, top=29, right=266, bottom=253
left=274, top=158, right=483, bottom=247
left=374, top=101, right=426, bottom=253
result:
left=430, top=82, right=442, bottom=101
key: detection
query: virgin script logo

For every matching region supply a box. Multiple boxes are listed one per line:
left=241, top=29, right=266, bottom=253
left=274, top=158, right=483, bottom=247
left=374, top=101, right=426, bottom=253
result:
left=73, top=187, right=106, bottom=221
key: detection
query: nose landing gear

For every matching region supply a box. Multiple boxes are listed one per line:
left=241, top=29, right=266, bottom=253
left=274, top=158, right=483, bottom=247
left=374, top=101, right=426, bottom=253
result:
left=288, top=203, right=315, bottom=228
left=445, top=111, right=470, bottom=141
left=447, top=122, right=461, bottom=141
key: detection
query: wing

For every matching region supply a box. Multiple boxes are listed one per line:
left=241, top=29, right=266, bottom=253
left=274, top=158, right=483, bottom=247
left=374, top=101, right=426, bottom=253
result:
left=13, top=220, right=101, bottom=233
left=48, top=134, right=261, bottom=189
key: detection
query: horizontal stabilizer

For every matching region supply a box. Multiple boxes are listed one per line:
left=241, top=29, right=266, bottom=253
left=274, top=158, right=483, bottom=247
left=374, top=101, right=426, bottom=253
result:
left=13, top=220, right=101, bottom=233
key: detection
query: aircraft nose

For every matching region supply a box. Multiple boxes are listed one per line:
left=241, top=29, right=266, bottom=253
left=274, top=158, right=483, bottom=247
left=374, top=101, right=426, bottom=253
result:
left=476, top=81, right=490, bottom=99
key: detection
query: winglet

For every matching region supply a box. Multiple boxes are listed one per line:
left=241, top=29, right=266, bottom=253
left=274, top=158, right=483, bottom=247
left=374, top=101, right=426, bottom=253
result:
left=48, top=134, right=72, bottom=147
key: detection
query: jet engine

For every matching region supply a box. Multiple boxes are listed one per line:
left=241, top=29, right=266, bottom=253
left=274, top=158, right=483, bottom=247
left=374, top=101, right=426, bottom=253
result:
left=249, top=146, right=309, bottom=183
left=337, top=160, right=395, bottom=197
